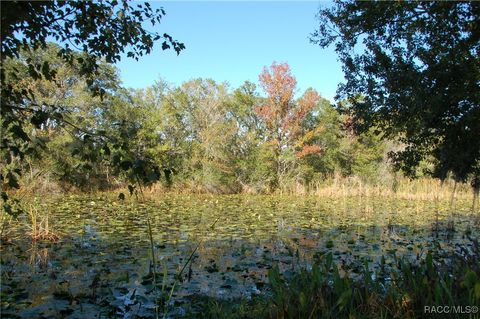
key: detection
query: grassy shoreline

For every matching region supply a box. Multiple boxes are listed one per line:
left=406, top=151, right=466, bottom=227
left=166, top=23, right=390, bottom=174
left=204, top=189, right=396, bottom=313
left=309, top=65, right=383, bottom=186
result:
left=10, top=176, right=479, bottom=200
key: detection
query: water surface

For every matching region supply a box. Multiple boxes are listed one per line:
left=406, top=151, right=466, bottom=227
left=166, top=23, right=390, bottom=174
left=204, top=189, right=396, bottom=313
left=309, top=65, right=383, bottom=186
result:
left=1, top=194, right=478, bottom=318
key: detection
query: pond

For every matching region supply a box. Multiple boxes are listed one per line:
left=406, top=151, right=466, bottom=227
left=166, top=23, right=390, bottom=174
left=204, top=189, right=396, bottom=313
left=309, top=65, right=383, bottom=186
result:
left=1, top=194, right=478, bottom=318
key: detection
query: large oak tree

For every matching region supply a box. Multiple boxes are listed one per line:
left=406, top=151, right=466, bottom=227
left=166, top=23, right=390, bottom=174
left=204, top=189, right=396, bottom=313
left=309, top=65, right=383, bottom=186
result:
left=311, top=1, right=479, bottom=188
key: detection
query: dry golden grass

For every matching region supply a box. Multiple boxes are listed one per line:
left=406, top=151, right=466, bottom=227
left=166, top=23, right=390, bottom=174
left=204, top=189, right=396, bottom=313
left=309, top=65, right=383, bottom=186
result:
left=282, top=177, right=474, bottom=201
left=144, top=176, right=474, bottom=202
left=27, top=205, right=60, bottom=242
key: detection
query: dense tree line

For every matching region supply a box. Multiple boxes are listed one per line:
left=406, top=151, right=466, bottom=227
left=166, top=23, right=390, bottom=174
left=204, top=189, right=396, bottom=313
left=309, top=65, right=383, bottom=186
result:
left=2, top=1, right=478, bottom=211
left=2, top=44, right=387, bottom=195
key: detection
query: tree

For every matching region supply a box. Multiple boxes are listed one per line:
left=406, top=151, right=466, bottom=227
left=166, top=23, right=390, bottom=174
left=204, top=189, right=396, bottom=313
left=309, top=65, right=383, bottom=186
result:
left=179, top=79, right=240, bottom=192
left=227, top=82, right=269, bottom=191
left=1, top=44, right=170, bottom=195
left=1, top=44, right=120, bottom=192
left=1, top=1, right=184, bottom=213
left=256, top=62, right=322, bottom=188
left=338, top=127, right=386, bottom=184
left=311, top=1, right=479, bottom=186
left=131, top=80, right=183, bottom=187
left=299, top=99, right=342, bottom=179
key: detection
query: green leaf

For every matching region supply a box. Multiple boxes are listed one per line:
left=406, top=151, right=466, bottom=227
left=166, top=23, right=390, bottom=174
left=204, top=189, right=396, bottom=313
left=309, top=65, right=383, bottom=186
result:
left=336, top=289, right=352, bottom=311
left=6, top=172, right=20, bottom=189
left=102, top=145, right=111, bottom=156
left=10, top=124, right=30, bottom=142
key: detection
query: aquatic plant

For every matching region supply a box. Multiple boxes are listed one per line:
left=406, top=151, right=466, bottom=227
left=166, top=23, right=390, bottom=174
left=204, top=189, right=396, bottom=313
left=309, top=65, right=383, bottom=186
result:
left=26, top=204, right=60, bottom=242
left=186, top=241, right=480, bottom=318
left=1, top=195, right=478, bottom=318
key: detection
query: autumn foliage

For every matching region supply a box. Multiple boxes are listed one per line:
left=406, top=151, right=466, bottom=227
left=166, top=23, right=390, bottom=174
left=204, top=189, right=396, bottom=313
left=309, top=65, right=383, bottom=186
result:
left=256, top=62, right=321, bottom=157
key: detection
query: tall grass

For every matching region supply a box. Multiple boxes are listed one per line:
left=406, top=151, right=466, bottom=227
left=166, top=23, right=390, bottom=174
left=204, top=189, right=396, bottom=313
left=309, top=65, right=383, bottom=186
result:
left=141, top=176, right=475, bottom=202
left=0, top=211, right=14, bottom=241
left=279, top=177, right=474, bottom=201
left=12, top=171, right=476, bottom=204
left=26, top=204, right=59, bottom=241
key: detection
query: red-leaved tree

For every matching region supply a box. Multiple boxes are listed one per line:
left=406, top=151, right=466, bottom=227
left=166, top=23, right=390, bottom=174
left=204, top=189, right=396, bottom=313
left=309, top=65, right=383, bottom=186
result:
left=257, top=62, right=321, bottom=187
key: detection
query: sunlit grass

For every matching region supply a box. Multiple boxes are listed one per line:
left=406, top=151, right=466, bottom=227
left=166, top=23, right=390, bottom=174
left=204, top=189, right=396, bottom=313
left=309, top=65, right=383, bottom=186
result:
left=26, top=204, right=60, bottom=242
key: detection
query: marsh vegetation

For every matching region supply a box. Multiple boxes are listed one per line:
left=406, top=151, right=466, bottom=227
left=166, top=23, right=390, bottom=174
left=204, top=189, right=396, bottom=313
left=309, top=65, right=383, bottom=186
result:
left=1, top=193, right=479, bottom=318
left=1, top=1, right=479, bottom=318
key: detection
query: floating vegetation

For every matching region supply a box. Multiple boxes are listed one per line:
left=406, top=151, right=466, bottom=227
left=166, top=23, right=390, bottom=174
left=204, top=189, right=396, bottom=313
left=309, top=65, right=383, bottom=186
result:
left=0, top=194, right=479, bottom=318
left=186, top=247, right=480, bottom=318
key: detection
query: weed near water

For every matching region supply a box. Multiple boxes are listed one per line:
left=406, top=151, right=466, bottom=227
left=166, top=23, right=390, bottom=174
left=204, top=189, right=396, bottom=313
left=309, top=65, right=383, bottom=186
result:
left=1, top=195, right=479, bottom=318
left=26, top=204, right=60, bottom=242
left=187, top=242, right=480, bottom=319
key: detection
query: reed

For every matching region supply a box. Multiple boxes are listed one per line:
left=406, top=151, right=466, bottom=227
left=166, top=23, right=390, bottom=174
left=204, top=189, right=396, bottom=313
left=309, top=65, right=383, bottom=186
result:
left=304, top=177, right=473, bottom=201
left=26, top=204, right=60, bottom=242
left=143, top=176, right=475, bottom=202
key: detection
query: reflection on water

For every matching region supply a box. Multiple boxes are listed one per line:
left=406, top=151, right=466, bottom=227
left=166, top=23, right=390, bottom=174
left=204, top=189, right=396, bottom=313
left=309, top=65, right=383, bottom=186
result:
left=0, top=194, right=478, bottom=318
left=28, top=243, right=50, bottom=271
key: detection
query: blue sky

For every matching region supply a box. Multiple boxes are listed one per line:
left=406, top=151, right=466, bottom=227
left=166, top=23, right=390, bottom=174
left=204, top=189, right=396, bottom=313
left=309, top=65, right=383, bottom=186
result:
left=116, top=1, right=344, bottom=102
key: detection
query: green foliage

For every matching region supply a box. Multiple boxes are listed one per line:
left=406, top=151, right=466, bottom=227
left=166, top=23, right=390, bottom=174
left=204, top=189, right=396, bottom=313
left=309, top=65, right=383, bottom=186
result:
left=189, top=248, right=480, bottom=319
left=302, top=101, right=342, bottom=176
left=1, top=45, right=392, bottom=196
left=264, top=250, right=479, bottom=318
left=311, top=1, right=480, bottom=183
left=1, top=1, right=184, bottom=213
left=1, top=1, right=184, bottom=63
left=338, top=128, right=386, bottom=183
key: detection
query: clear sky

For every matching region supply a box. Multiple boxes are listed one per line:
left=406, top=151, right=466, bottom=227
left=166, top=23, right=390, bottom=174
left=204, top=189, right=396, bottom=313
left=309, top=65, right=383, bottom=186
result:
left=115, top=1, right=344, bottom=102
